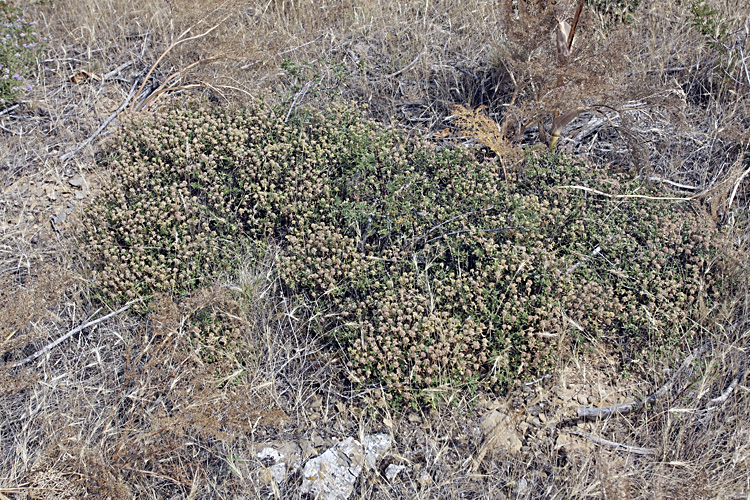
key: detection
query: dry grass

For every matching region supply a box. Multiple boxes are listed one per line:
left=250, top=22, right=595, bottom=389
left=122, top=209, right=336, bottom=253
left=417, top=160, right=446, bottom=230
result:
left=1, top=0, right=749, bottom=498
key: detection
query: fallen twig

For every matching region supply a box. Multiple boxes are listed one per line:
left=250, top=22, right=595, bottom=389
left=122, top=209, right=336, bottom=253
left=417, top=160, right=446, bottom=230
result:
left=102, top=60, right=134, bottom=81
left=563, top=429, right=656, bottom=455
left=578, top=342, right=711, bottom=419
left=12, top=303, right=132, bottom=368
left=557, top=184, right=710, bottom=202
left=60, top=81, right=138, bottom=161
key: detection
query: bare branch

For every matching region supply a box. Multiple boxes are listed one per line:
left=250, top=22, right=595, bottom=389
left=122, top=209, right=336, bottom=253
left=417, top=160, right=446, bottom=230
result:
left=556, top=184, right=713, bottom=202
left=60, top=81, right=139, bottom=162
left=12, top=303, right=133, bottom=368
left=563, top=429, right=656, bottom=455
left=578, top=343, right=711, bottom=419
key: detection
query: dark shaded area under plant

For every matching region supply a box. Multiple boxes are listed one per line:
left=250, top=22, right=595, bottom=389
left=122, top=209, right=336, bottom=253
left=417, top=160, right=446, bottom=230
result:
left=83, top=104, right=742, bottom=403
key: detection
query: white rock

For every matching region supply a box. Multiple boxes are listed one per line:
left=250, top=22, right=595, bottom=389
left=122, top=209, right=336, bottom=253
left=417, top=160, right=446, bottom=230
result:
left=301, top=438, right=362, bottom=500
left=300, top=434, right=392, bottom=500
left=363, top=434, right=392, bottom=470
left=480, top=410, right=523, bottom=454
left=385, top=464, right=406, bottom=481
left=257, top=447, right=283, bottom=463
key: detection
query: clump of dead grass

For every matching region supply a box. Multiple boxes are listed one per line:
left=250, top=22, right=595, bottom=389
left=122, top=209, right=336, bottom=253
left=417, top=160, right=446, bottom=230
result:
left=1, top=245, right=336, bottom=498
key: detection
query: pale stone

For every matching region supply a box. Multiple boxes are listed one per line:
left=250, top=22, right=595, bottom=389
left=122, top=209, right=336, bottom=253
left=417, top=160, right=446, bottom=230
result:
left=301, top=437, right=362, bottom=500
left=363, top=434, right=391, bottom=470
left=385, top=464, right=406, bottom=481
left=300, top=434, right=392, bottom=500
left=480, top=410, right=523, bottom=454
left=257, top=447, right=283, bottom=463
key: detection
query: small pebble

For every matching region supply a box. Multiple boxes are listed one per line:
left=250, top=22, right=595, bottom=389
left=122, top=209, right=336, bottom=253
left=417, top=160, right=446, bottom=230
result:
left=69, top=176, right=85, bottom=188
left=385, top=464, right=406, bottom=481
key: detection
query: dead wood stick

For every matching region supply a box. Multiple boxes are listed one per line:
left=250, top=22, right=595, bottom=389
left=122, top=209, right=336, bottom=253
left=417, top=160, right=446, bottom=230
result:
left=563, top=429, right=656, bottom=455
left=13, top=303, right=132, bottom=368
left=709, top=372, right=743, bottom=404
left=102, top=61, right=134, bottom=81
left=578, top=342, right=711, bottom=419
left=60, top=81, right=138, bottom=161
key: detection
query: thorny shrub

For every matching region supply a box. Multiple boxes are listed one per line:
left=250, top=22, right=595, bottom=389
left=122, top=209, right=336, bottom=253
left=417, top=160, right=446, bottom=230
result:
left=83, top=103, right=742, bottom=404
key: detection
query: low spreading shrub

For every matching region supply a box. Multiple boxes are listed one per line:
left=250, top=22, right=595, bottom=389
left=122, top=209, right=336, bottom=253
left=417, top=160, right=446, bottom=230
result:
left=82, top=103, right=742, bottom=403
left=0, top=1, right=44, bottom=105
